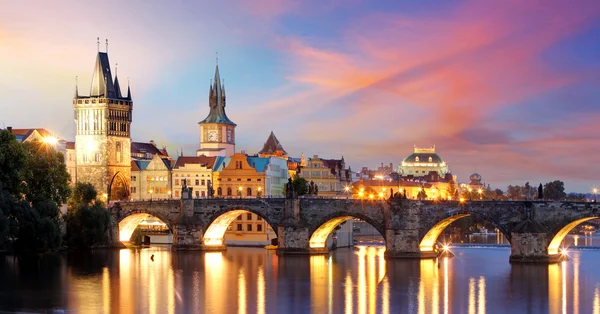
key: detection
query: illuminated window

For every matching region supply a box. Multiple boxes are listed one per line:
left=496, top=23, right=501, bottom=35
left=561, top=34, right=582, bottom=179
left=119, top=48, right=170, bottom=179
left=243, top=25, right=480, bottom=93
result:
left=175, top=190, right=180, bottom=197
left=428, top=157, right=432, bottom=162
left=415, top=156, right=420, bottom=162
left=95, top=153, right=101, bottom=162
left=175, top=179, right=179, bottom=186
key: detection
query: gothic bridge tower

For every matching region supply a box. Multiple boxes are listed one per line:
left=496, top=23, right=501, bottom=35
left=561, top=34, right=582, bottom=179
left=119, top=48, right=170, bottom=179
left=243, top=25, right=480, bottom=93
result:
left=196, top=63, right=237, bottom=157
left=73, top=41, right=132, bottom=201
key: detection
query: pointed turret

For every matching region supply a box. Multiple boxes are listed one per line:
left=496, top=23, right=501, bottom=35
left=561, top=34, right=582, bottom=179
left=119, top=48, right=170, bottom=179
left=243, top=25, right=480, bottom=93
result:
left=259, top=131, right=287, bottom=155
left=114, top=76, right=123, bottom=98
left=126, top=81, right=132, bottom=100
left=74, top=77, right=79, bottom=99
left=199, top=64, right=236, bottom=125
left=90, top=52, right=114, bottom=97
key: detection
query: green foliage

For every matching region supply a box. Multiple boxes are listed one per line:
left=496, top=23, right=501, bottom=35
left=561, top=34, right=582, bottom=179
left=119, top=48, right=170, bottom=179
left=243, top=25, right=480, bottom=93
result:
left=66, top=183, right=111, bottom=249
left=566, top=193, right=586, bottom=202
left=0, top=131, right=70, bottom=252
left=292, top=175, right=309, bottom=196
left=22, top=141, right=71, bottom=207
left=132, top=228, right=143, bottom=246
left=543, top=180, right=566, bottom=201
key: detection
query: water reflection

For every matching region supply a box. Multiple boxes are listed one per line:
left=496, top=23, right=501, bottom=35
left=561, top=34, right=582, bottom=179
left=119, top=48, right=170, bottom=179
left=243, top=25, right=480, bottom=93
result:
left=6, top=247, right=600, bottom=313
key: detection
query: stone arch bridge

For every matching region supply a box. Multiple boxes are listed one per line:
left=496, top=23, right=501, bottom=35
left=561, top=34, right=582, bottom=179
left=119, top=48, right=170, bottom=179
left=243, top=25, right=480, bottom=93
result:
left=111, top=193, right=600, bottom=263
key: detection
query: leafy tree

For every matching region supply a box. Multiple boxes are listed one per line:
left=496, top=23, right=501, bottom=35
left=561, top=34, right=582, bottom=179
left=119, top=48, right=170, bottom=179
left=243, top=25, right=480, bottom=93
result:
left=494, top=189, right=504, bottom=198
left=22, top=140, right=71, bottom=207
left=0, top=130, right=27, bottom=195
left=292, top=175, right=309, bottom=196
left=66, top=183, right=111, bottom=249
left=543, top=181, right=566, bottom=201
left=538, top=183, right=543, bottom=200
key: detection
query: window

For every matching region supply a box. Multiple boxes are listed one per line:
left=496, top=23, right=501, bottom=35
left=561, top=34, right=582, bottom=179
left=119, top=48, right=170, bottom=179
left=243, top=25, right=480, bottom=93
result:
left=428, top=157, right=433, bottom=162
left=247, top=178, right=251, bottom=181
left=227, top=187, right=232, bottom=196
left=132, top=176, right=137, bottom=182
left=131, top=187, right=137, bottom=193
left=247, top=213, right=252, bottom=220
left=247, top=187, right=252, bottom=196
left=237, top=224, right=242, bottom=231
left=201, top=191, right=205, bottom=197
left=257, top=179, right=261, bottom=182
left=257, top=224, right=263, bottom=232
left=247, top=224, right=252, bottom=232
left=116, top=142, right=122, bottom=162
left=237, top=215, right=242, bottom=220
left=415, top=156, right=420, bottom=162
left=217, top=187, right=222, bottom=196
left=95, top=153, right=101, bottom=162
left=175, top=190, right=180, bottom=197
left=195, top=191, right=199, bottom=197
left=227, top=178, right=232, bottom=181
left=237, top=178, right=241, bottom=181
left=175, top=179, right=179, bottom=186
left=195, top=179, right=199, bottom=185
left=257, top=216, right=262, bottom=221
left=201, top=180, right=205, bottom=186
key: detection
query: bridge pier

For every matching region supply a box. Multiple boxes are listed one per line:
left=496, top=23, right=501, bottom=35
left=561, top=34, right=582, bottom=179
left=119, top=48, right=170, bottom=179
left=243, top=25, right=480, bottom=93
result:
left=384, top=229, right=438, bottom=259
left=172, top=222, right=210, bottom=250
left=276, top=225, right=326, bottom=255
left=509, top=232, right=563, bottom=263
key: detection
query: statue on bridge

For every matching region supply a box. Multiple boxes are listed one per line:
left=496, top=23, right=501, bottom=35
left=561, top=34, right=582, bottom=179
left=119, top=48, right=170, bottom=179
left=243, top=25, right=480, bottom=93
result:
left=181, top=178, right=193, bottom=199
left=207, top=180, right=214, bottom=198
left=286, top=178, right=296, bottom=199
left=525, top=182, right=531, bottom=201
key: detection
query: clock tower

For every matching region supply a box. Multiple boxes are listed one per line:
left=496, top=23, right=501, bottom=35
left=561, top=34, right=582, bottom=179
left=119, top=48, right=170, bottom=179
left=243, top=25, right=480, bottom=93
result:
left=197, top=63, right=236, bottom=157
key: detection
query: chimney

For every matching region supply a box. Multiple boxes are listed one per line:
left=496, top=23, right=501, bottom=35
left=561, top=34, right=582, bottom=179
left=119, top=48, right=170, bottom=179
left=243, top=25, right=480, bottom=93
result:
left=150, top=140, right=156, bottom=147
left=7, top=126, right=12, bottom=133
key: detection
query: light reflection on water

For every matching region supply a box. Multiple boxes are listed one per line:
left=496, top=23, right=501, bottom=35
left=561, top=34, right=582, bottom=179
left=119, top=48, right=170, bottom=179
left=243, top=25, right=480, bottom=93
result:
left=4, top=247, right=600, bottom=313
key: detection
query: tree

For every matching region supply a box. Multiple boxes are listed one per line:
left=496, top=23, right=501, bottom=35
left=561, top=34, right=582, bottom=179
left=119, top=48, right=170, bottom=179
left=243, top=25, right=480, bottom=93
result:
left=566, top=193, right=586, bottom=202
left=538, top=183, right=543, bottom=200
left=292, top=175, right=309, bottom=196
left=66, top=183, right=111, bottom=249
left=544, top=181, right=566, bottom=201
left=494, top=189, right=504, bottom=198
left=0, top=131, right=70, bottom=251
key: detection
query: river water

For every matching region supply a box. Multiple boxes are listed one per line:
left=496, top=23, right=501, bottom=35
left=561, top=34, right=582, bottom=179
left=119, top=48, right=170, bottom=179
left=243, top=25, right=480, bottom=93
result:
left=2, top=243, right=600, bottom=314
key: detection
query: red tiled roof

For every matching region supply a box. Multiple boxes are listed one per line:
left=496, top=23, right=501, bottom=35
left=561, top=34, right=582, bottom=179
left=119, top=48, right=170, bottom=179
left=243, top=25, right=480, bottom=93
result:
left=131, top=160, right=141, bottom=171
left=174, top=156, right=217, bottom=169
left=66, top=141, right=75, bottom=149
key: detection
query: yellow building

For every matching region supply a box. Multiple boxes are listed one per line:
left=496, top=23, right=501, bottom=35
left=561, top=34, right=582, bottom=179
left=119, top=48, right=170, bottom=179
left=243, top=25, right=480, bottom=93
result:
left=171, top=156, right=216, bottom=199
left=130, top=142, right=172, bottom=200
left=297, top=155, right=352, bottom=198
left=224, top=212, right=276, bottom=246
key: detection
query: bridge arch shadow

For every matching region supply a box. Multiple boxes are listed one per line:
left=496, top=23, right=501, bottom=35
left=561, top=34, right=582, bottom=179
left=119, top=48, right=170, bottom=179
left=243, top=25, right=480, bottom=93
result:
left=309, top=212, right=386, bottom=249
left=419, top=212, right=510, bottom=252
left=203, top=207, right=278, bottom=247
left=118, top=212, right=172, bottom=243
left=547, top=216, right=599, bottom=255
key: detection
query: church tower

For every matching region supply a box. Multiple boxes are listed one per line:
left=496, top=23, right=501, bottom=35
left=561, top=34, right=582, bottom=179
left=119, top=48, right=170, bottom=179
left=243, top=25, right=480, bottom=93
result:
left=73, top=41, right=132, bottom=201
left=196, top=63, right=237, bottom=157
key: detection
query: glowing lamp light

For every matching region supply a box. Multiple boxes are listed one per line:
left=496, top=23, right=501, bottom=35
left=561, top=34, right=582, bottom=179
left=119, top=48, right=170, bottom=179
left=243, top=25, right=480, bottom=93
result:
left=43, top=136, right=58, bottom=145
left=344, top=186, right=350, bottom=192
left=204, top=238, right=224, bottom=246
left=442, top=244, right=450, bottom=251
left=358, top=191, right=364, bottom=198
left=369, top=194, right=374, bottom=200
left=560, top=248, right=568, bottom=255
left=378, top=192, right=384, bottom=198
left=459, top=197, right=465, bottom=203
left=238, top=186, right=243, bottom=191
left=258, top=187, right=262, bottom=191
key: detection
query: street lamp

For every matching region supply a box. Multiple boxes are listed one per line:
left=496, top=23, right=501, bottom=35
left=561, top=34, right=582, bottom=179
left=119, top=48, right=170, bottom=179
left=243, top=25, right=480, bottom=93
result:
left=102, top=193, right=108, bottom=203
left=344, top=186, right=350, bottom=199
left=477, top=188, right=483, bottom=200
left=369, top=194, right=374, bottom=200
left=149, top=189, right=153, bottom=201
left=468, top=187, right=473, bottom=201
left=258, top=186, right=262, bottom=198
left=238, top=186, right=243, bottom=199
left=593, top=188, right=598, bottom=202
left=168, top=190, right=172, bottom=199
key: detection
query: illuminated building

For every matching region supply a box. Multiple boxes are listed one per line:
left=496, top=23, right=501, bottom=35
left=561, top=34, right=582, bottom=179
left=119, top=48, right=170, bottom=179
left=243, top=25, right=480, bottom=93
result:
left=224, top=212, right=276, bottom=246
left=297, top=155, right=352, bottom=198
left=257, top=131, right=306, bottom=178
left=73, top=45, right=133, bottom=201
left=130, top=142, right=172, bottom=200
left=212, top=153, right=289, bottom=198
left=171, top=155, right=216, bottom=199
left=196, top=63, right=236, bottom=157
left=398, top=145, right=449, bottom=177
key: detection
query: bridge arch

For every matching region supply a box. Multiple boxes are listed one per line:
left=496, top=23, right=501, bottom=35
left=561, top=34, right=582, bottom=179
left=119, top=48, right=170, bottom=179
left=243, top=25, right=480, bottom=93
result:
left=309, top=212, right=386, bottom=249
left=118, top=212, right=173, bottom=242
left=547, top=215, right=599, bottom=255
left=419, top=211, right=510, bottom=252
left=202, top=206, right=278, bottom=247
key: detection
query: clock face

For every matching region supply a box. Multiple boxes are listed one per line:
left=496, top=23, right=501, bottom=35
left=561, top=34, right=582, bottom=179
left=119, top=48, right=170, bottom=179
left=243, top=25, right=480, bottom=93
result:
left=208, top=131, right=218, bottom=142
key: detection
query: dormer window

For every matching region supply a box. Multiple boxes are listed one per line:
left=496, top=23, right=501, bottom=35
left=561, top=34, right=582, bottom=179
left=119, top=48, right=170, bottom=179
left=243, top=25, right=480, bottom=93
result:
left=428, top=157, right=432, bottom=162
left=415, top=156, right=420, bottom=162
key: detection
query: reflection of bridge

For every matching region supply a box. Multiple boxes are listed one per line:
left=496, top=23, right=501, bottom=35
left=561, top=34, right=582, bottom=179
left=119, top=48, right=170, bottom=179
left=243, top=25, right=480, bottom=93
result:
left=111, top=190, right=600, bottom=263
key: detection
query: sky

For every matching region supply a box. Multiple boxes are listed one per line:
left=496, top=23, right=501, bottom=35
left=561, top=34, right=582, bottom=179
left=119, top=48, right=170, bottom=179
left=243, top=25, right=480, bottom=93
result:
left=1, top=0, right=599, bottom=192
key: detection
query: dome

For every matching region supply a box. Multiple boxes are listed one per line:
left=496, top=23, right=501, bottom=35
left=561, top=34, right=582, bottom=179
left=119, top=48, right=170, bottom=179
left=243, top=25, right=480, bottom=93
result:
left=470, top=173, right=482, bottom=181
left=402, top=153, right=444, bottom=164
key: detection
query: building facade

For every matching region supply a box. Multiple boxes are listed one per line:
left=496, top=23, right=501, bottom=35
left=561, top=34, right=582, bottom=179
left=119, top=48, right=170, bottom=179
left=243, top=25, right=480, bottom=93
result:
left=171, top=156, right=216, bottom=199
left=73, top=48, right=133, bottom=201
left=197, top=64, right=236, bottom=157
left=398, top=146, right=448, bottom=177
left=297, top=155, right=352, bottom=198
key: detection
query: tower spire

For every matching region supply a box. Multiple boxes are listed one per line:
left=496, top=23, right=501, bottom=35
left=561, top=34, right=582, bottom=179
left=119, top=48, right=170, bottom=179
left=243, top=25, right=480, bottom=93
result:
left=74, top=76, right=79, bottom=98
left=105, top=39, right=108, bottom=53
left=126, top=78, right=132, bottom=100
left=97, top=37, right=100, bottom=52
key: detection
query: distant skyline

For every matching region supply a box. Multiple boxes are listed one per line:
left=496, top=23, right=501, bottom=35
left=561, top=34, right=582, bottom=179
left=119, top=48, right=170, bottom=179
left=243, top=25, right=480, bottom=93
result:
left=1, top=0, right=599, bottom=192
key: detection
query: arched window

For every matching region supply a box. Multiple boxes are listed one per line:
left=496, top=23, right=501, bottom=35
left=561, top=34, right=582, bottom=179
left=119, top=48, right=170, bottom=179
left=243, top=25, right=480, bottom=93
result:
left=247, top=187, right=252, bottom=196
left=227, top=187, right=232, bottom=196
left=116, top=142, right=122, bottom=163
left=217, top=187, right=222, bottom=196
left=415, top=156, right=420, bottom=162
left=428, top=156, right=432, bottom=162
